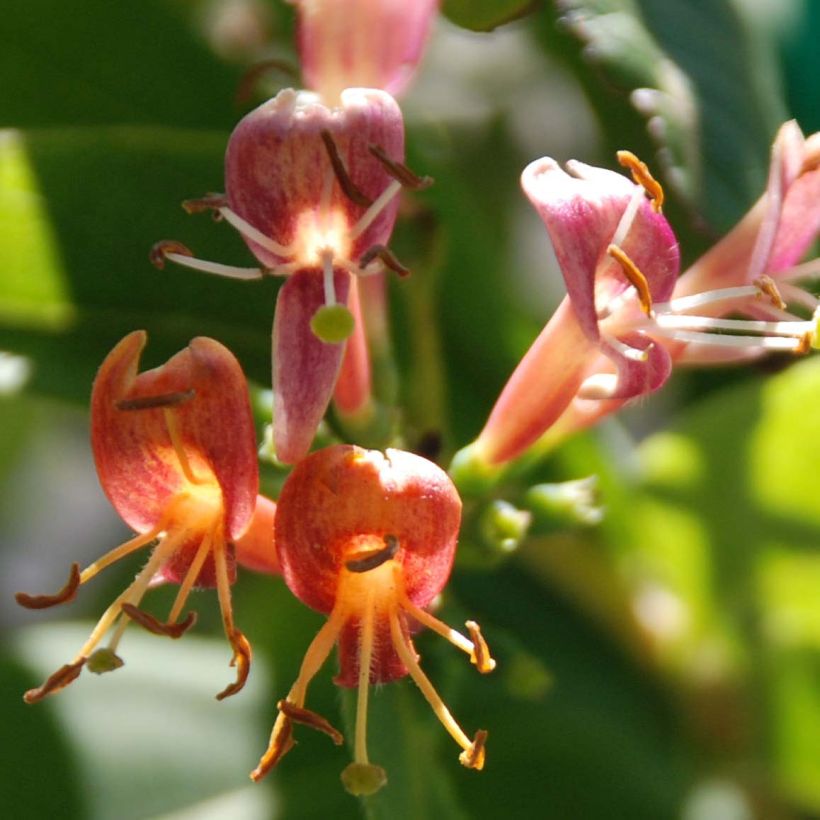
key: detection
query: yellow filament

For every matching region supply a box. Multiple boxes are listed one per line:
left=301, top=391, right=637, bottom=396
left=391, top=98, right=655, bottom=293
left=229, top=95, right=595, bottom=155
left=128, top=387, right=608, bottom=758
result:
left=163, top=407, right=201, bottom=485
left=397, top=586, right=475, bottom=658
left=167, top=529, right=213, bottom=625
left=354, top=588, right=376, bottom=766
left=79, top=520, right=166, bottom=585
left=607, top=244, right=654, bottom=317
left=617, top=150, right=664, bottom=212
left=212, top=535, right=235, bottom=637
left=387, top=606, right=472, bottom=754
left=76, top=531, right=182, bottom=659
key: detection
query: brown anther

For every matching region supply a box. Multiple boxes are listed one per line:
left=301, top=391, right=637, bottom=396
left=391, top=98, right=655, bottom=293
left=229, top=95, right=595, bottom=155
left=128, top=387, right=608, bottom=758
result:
left=23, top=658, right=87, bottom=704
left=216, top=628, right=252, bottom=701
left=458, top=729, right=488, bottom=770
left=617, top=150, right=664, bottom=212
left=753, top=274, right=787, bottom=310
left=278, top=700, right=344, bottom=745
left=234, top=58, right=300, bottom=108
left=120, top=603, right=198, bottom=638
left=150, top=240, right=194, bottom=270
left=15, top=562, right=81, bottom=609
left=795, top=332, right=813, bottom=355
left=607, top=244, right=654, bottom=317
left=181, top=193, right=228, bottom=217
left=345, top=535, right=399, bottom=573
left=116, top=389, right=195, bottom=412
left=465, top=621, right=496, bottom=674
left=320, top=130, right=373, bottom=208
left=250, top=719, right=295, bottom=781
left=359, top=244, right=410, bottom=277
left=368, top=144, right=434, bottom=190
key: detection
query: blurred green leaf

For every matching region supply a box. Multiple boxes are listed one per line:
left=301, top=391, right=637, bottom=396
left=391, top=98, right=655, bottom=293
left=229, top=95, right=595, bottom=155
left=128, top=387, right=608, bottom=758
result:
left=442, top=0, right=543, bottom=31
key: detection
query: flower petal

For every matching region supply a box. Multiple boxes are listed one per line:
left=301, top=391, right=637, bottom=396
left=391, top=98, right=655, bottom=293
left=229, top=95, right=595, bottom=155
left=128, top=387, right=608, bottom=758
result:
left=333, top=276, right=372, bottom=416
left=273, top=269, right=352, bottom=463
left=521, top=157, right=679, bottom=341
left=225, top=87, right=404, bottom=269
left=234, top=494, right=280, bottom=576
left=296, top=0, right=438, bottom=103
left=580, top=332, right=671, bottom=400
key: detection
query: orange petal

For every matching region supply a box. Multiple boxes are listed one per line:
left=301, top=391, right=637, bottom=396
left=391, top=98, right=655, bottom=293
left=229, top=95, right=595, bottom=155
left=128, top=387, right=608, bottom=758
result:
left=234, top=494, right=280, bottom=575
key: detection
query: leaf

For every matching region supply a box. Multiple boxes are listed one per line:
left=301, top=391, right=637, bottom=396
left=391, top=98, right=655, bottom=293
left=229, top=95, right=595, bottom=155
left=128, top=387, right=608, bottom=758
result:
left=442, top=0, right=543, bottom=31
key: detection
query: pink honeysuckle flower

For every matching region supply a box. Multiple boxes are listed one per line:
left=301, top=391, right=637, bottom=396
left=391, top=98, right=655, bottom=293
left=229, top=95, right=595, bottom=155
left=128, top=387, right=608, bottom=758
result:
left=16, top=331, right=275, bottom=702
left=293, top=0, right=438, bottom=106
left=470, top=145, right=818, bottom=467
left=152, top=87, right=422, bottom=464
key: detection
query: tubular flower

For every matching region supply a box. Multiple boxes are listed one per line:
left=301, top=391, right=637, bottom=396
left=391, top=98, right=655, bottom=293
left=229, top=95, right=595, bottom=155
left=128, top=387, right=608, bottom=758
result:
left=152, top=87, right=426, bottom=464
left=471, top=147, right=818, bottom=466
left=251, top=445, right=493, bottom=795
left=16, top=331, right=267, bottom=702
left=293, top=0, right=438, bottom=105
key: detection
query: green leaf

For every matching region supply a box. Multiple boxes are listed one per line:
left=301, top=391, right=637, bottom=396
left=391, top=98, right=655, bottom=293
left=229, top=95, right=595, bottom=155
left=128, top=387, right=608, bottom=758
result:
left=442, top=0, right=543, bottom=31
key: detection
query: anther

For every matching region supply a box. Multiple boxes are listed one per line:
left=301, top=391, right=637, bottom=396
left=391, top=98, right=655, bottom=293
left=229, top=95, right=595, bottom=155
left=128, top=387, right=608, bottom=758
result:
left=216, top=628, right=252, bottom=701
left=181, top=193, right=228, bottom=217
left=368, top=144, right=434, bottom=190
left=459, top=729, right=488, bottom=770
left=617, top=150, right=664, bottom=212
left=23, top=658, right=87, bottom=704
left=116, top=389, right=195, bottom=412
left=345, top=535, right=399, bottom=573
left=120, top=603, right=198, bottom=638
left=15, top=562, right=81, bottom=609
left=359, top=244, right=410, bottom=277
left=150, top=240, right=194, bottom=270
left=607, top=244, right=654, bottom=316
left=753, top=275, right=787, bottom=310
left=320, top=130, right=373, bottom=207
left=465, top=621, right=496, bottom=674
left=278, top=700, right=344, bottom=745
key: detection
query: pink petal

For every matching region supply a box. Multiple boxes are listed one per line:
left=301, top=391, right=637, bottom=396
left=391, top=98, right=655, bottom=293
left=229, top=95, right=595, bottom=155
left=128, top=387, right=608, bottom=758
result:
left=235, top=494, right=280, bottom=576
left=521, top=158, right=679, bottom=342
left=225, top=87, right=404, bottom=269
left=333, top=276, right=372, bottom=416
left=273, top=269, right=352, bottom=463
left=583, top=332, right=672, bottom=400
left=296, top=0, right=438, bottom=103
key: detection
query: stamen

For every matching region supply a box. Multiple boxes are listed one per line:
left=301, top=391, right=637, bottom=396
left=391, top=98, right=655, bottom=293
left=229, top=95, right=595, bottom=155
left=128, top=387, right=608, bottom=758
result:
left=150, top=240, right=193, bottom=269
left=609, top=185, right=645, bottom=249
left=251, top=611, right=343, bottom=781
left=120, top=603, right=198, bottom=638
left=388, top=607, right=482, bottom=763
left=607, top=244, right=654, bottom=316
left=604, top=334, right=650, bottom=362
left=349, top=180, right=403, bottom=241
left=397, top=586, right=476, bottom=659
left=368, top=144, right=434, bottom=190
left=617, top=150, right=664, bottom=212
left=181, top=193, right=228, bottom=216
left=459, top=729, right=488, bottom=771
left=23, top=659, right=86, bottom=704
left=16, top=562, right=80, bottom=609
left=661, top=285, right=772, bottom=314
left=653, top=313, right=815, bottom=338
left=212, top=537, right=251, bottom=700
left=79, top=522, right=165, bottom=585
left=164, top=408, right=201, bottom=485
left=753, top=275, right=786, bottom=310
left=155, top=243, right=266, bottom=281
left=358, top=244, right=410, bottom=277
left=278, top=701, right=343, bottom=744
left=650, top=327, right=808, bottom=352
left=320, top=130, right=373, bottom=207
left=217, top=206, right=295, bottom=258
left=354, top=587, right=376, bottom=765
left=345, top=535, right=399, bottom=573
left=167, top=531, right=213, bottom=624
left=465, top=621, right=496, bottom=674
left=116, top=389, right=195, bottom=411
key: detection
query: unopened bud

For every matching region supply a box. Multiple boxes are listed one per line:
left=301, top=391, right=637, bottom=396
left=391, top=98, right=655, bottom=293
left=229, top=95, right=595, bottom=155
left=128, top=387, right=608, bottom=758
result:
left=525, top=476, right=603, bottom=530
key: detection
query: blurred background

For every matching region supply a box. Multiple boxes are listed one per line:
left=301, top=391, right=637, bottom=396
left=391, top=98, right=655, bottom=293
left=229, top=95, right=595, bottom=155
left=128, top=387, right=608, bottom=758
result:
left=1, top=1, right=819, bottom=818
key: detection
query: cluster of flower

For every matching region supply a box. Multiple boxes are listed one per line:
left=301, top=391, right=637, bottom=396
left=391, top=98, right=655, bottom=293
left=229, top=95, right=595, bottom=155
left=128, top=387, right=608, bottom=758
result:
left=15, top=0, right=820, bottom=798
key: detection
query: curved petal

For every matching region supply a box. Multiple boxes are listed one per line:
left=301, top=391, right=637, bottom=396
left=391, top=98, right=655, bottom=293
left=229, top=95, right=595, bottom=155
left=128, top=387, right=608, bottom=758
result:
left=521, top=157, right=679, bottom=341
left=91, top=332, right=258, bottom=538
left=333, top=275, right=372, bottom=416
left=226, top=87, right=404, bottom=268
left=234, top=494, right=280, bottom=576
left=296, top=0, right=438, bottom=104
left=273, top=269, right=351, bottom=463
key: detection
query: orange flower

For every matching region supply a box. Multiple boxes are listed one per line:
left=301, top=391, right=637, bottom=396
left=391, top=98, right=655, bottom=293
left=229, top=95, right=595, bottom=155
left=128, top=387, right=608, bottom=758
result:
left=17, top=331, right=273, bottom=702
left=251, top=445, right=493, bottom=795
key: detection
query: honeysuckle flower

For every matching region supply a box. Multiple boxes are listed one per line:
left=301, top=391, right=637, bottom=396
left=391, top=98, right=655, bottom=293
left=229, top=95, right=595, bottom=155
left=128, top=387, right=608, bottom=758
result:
left=152, top=87, right=428, bottom=464
left=293, top=0, right=438, bottom=106
left=469, top=145, right=818, bottom=467
left=251, top=444, right=493, bottom=795
left=16, top=331, right=270, bottom=702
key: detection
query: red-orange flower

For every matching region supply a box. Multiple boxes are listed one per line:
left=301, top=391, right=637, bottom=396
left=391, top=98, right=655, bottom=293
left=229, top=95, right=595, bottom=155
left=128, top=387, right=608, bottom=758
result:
left=16, top=331, right=273, bottom=702
left=251, top=444, right=493, bottom=795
